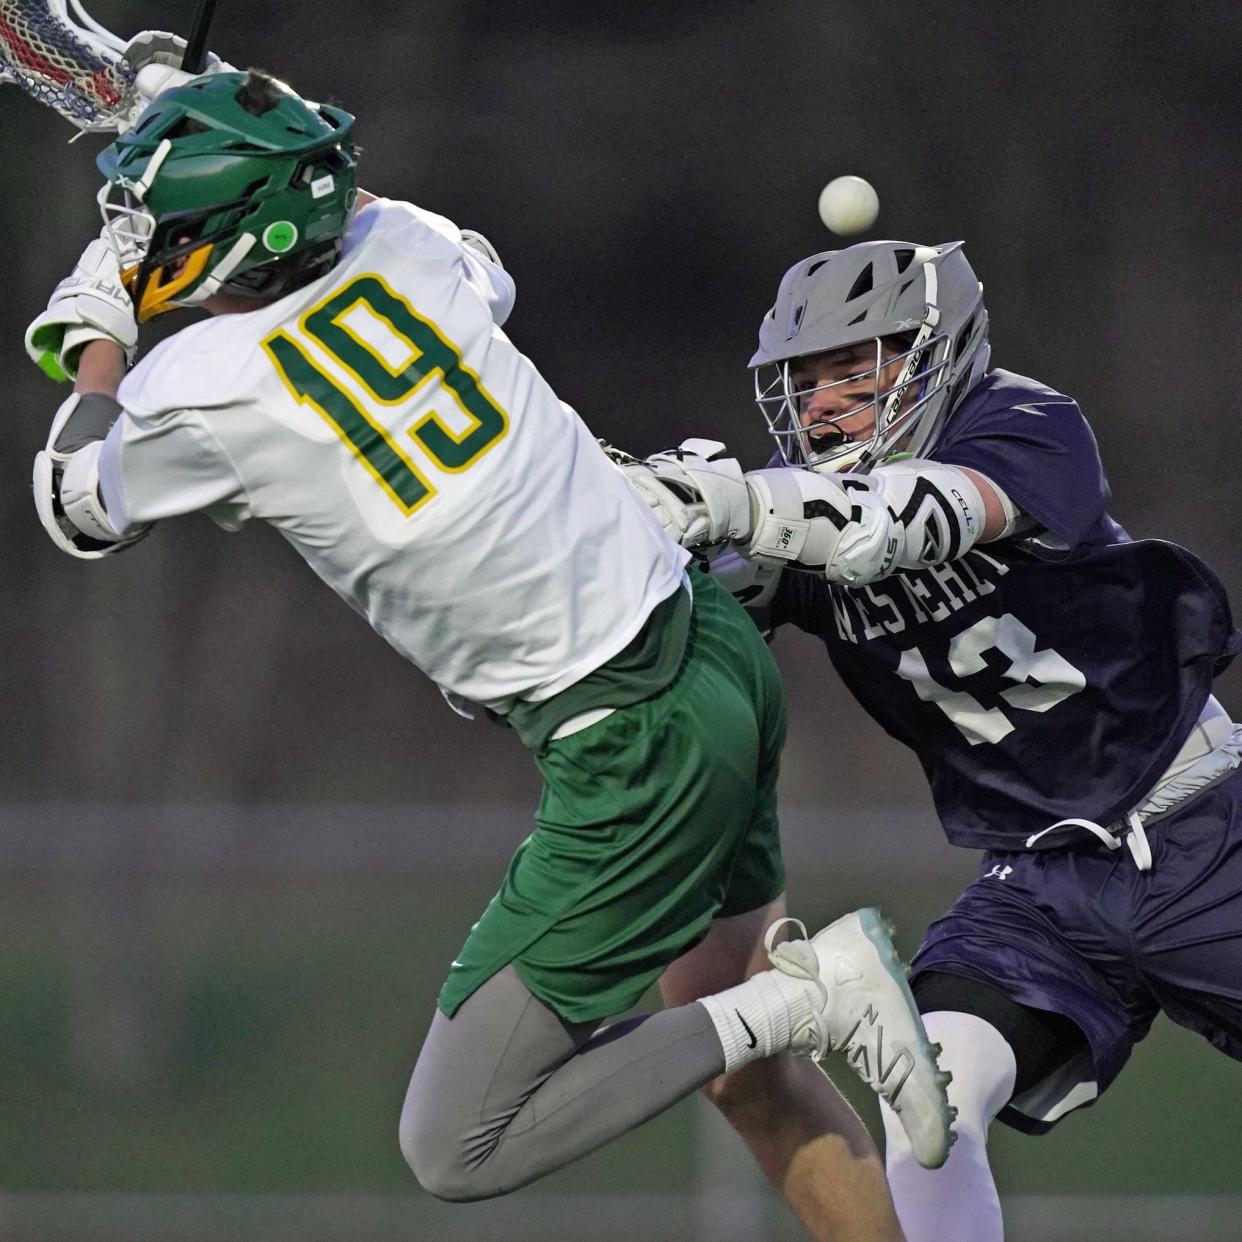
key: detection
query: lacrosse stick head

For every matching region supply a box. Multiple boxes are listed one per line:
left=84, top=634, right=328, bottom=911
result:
left=96, top=70, right=358, bottom=320
left=0, top=0, right=134, bottom=130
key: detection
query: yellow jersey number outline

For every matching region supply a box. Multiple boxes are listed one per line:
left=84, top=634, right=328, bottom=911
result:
left=262, top=272, right=509, bottom=515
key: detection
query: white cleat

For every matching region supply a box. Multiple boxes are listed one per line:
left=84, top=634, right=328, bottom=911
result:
left=765, top=909, right=956, bottom=1169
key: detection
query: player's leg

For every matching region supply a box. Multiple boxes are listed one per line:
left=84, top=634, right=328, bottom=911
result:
left=886, top=844, right=1159, bottom=1242
left=401, top=573, right=948, bottom=1204
left=881, top=976, right=1084, bottom=1242
left=655, top=573, right=921, bottom=1241
left=660, top=895, right=904, bottom=1242
left=401, top=963, right=726, bottom=1200
left=401, top=904, right=945, bottom=1205
left=880, top=1010, right=1014, bottom=1242
left=401, top=582, right=779, bottom=1200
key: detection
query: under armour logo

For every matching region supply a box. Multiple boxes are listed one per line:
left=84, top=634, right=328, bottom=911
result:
left=986, top=864, right=1013, bottom=881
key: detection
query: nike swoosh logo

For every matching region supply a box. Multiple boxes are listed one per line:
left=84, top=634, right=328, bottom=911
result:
left=735, top=1009, right=758, bottom=1049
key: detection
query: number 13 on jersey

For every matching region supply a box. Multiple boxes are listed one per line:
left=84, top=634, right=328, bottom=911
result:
left=262, top=273, right=509, bottom=514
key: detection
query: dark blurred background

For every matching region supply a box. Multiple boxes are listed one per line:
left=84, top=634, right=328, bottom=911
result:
left=2, top=3, right=1240, bottom=1239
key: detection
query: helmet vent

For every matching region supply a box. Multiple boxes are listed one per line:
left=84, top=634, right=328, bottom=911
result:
left=236, top=71, right=286, bottom=117
left=163, top=115, right=212, bottom=141
left=954, top=315, right=977, bottom=359
left=793, top=304, right=805, bottom=328
left=806, top=259, right=829, bottom=277
left=847, top=311, right=868, bottom=326
left=845, top=264, right=874, bottom=301
left=898, top=279, right=916, bottom=297
left=893, top=248, right=916, bottom=274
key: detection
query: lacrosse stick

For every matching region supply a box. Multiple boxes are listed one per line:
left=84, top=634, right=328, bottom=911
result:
left=181, top=0, right=216, bottom=74
left=0, top=0, right=218, bottom=131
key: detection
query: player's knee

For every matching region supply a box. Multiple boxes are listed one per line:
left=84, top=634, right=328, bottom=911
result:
left=399, top=1105, right=486, bottom=1202
left=397, top=1106, right=443, bottom=1194
left=401, top=1142, right=482, bottom=1203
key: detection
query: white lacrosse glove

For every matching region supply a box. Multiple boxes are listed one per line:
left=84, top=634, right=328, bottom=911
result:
left=601, top=442, right=712, bottom=545
left=25, top=234, right=138, bottom=382
left=117, top=31, right=235, bottom=133
left=640, top=439, right=753, bottom=548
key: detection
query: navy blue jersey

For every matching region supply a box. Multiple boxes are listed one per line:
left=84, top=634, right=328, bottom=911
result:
left=771, top=370, right=1242, bottom=849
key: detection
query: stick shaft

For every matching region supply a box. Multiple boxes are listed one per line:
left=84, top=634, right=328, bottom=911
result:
left=181, top=0, right=218, bottom=73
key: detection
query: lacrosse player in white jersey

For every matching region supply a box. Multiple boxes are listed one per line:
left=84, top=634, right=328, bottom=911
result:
left=25, top=64, right=955, bottom=1232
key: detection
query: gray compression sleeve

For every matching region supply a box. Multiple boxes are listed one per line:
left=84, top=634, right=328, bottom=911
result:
left=54, top=393, right=123, bottom=453
left=399, top=965, right=724, bottom=1201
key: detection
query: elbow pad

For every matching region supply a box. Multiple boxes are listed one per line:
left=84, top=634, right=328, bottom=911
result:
left=868, top=459, right=987, bottom=568
left=33, top=392, right=148, bottom=559
left=743, top=459, right=986, bottom=586
left=60, top=441, right=131, bottom=544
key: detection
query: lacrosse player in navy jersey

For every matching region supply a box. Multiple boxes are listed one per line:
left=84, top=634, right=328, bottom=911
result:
left=630, top=240, right=1242, bottom=1241
left=21, top=61, right=972, bottom=1238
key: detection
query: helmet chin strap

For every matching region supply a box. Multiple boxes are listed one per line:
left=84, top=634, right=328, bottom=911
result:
left=185, top=233, right=259, bottom=302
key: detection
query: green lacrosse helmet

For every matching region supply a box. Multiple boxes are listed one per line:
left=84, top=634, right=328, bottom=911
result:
left=96, top=69, right=357, bottom=321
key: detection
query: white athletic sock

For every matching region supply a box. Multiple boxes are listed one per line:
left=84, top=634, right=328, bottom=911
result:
left=698, top=967, right=821, bottom=1072
left=881, top=1011, right=1016, bottom=1242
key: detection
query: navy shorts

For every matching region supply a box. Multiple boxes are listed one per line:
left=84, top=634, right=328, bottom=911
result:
left=910, top=769, right=1242, bottom=1134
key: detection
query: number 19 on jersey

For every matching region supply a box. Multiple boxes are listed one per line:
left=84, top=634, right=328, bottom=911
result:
left=263, top=273, right=508, bottom=515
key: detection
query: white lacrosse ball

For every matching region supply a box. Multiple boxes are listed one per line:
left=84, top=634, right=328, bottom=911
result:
left=817, top=176, right=880, bottom=236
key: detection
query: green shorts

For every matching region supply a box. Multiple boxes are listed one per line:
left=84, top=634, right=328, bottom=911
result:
left=437, top=571, right=787, bottom=1024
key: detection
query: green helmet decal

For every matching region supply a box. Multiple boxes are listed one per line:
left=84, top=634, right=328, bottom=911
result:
left=96, top=70, right=358, bottom=320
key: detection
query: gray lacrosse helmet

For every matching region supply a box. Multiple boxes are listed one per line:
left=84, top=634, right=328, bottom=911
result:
left=750, top=240, right=990, bottom=473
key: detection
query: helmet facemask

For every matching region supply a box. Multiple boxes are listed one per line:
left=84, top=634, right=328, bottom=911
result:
left=755, top=320, right=954, bottom=473
left=750, top=241, right=990, bottom=474
left=98, top=156, right=250, bottom=320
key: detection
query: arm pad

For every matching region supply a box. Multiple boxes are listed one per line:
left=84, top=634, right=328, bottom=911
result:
left=33, top=393, right=149, bottom=559
left=742, top=459, right=987, bottom=586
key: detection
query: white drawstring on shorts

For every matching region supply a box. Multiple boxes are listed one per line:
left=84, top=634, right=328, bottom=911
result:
left=1023, top=721, right=1242, bottom=873
left=1025, top=810, right=1152, bottom=871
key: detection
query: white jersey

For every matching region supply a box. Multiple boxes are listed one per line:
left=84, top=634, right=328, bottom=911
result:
left=99, top=198, right=688, bottom=711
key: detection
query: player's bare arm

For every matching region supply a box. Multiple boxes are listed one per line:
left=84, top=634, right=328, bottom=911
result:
left=72, top=339, right=125, bottom=395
